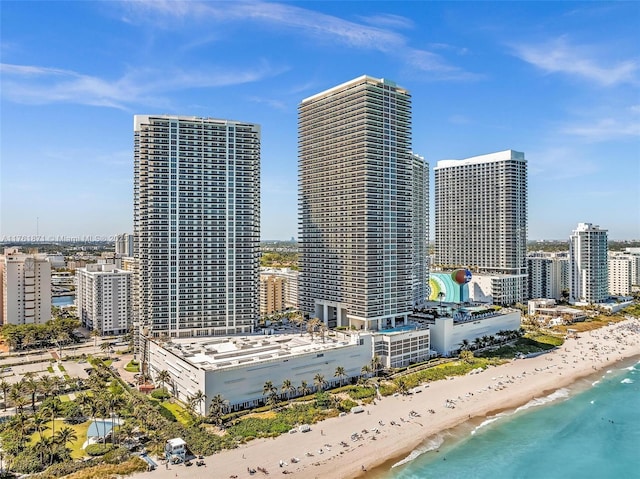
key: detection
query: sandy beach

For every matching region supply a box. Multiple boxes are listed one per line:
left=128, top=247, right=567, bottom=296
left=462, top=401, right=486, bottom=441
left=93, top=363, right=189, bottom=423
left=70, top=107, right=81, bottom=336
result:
left=131, top=317, right=640, bottom=479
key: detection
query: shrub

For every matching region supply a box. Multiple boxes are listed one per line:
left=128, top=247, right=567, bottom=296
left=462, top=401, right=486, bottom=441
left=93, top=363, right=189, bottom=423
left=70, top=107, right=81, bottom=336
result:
left=338, top=399, right=358, bottom=412
left=156, top=403, right=177, bottom=422
left=11, top=450, right=41, bottom=474
left=36, top=458, right=101, bottom=479
left=150, top=388, right=171, bottom=400
left=85, top=444, right=114, bottom=456
left=103, top=446, right=131, bottom=464
left=347, top=386, right=376, bottom=400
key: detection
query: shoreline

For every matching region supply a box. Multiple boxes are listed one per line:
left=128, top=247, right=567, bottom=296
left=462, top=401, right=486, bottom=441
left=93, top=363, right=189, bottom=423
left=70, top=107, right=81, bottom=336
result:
left=130, top=317, right=640, bottom=479
left=366, top=352, right=640, bottom=479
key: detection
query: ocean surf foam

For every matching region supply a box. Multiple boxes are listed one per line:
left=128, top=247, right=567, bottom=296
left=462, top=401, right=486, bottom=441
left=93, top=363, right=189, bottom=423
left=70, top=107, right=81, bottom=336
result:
left=392, top=434, right=445, bottom=468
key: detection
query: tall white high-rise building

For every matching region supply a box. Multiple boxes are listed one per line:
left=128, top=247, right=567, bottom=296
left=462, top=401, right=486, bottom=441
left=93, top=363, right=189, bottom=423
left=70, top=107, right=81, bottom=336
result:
left=434, top=150, right=528, bottom=305
left=412, top=154, right=429, bottom=307
left=0, top=248, right=51, bottom=326
left=527, top=252, right=570, bottom=300
left=608, top=252, right=633, bottom=296
left=299, top=75, right=413, bottom=331
left=76, top=264, right=132, bottom=335
left=115, top=233, right=134, bottom=256
left=134, top=115, right=260, bottom=339
left=569, top=222, right=608, bottom=304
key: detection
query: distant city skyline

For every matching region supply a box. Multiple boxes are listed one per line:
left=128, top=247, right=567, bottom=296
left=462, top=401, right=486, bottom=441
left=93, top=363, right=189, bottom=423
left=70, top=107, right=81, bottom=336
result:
left=1, top=2, right=639, bottom=240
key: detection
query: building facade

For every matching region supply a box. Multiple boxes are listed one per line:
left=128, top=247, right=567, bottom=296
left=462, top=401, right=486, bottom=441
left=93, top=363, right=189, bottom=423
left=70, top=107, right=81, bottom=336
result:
left=147, top=332, right=374, bottom=415
left=412, top=154, right=429, bottom=307
left=299, top=75, right=413, bottom=331
left=0, top=248, right=51, bottom=326
left=434, top=150, right=528, bottom=305
left=569, top=223, right=608, bottom=304
left=608, top=252, right=634, bottom=296
left=527, top=252, right=570, bottom=300
left=115, top=233, right=134, bottom=256
left=259, top=274, right=285, bottom=315
left=260, top=267, right=299, bottom=309
left=76, top=264, right=132, bottom=335
left=134, top=115, right=261, bottom=339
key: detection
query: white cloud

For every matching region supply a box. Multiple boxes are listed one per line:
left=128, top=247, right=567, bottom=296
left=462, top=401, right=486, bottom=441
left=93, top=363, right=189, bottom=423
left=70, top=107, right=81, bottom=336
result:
left=358, top=14, right=414, bottom=30
left=512, top=36, right=638, bottom=86
left=0, top=61, right=282, bottom=109
left=562, top=105, right=640, bottom=141
left=563, top=118, right=640, bottom=141
left=527, top=146, right=599, bottom=180
left=122, top=0, right=475, bottom=79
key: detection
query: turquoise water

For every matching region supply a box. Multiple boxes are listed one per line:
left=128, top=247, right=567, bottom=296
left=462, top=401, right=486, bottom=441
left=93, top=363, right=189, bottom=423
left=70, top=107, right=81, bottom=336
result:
left=385, top=358, right=640, bottom=479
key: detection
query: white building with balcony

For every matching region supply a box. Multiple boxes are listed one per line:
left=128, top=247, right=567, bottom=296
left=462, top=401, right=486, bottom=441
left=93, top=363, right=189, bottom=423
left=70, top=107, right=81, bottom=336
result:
left=76, top=264, right=132, bottom=335
left=0, top=248, right=51, bottom=326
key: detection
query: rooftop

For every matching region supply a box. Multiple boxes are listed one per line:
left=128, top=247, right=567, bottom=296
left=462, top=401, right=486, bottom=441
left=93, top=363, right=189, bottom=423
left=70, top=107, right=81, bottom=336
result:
left=156, top=331, right=359, bottom=371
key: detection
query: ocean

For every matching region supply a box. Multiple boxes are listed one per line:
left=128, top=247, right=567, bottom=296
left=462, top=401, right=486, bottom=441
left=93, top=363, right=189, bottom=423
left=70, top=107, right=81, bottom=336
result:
left=383, top=357, right=640, bottom=479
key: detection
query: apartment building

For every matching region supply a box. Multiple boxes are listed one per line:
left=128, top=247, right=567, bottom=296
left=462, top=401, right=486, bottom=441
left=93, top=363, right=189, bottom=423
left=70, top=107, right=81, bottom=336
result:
left=0, top=248, right=51, bottom=326
left=298, top=75, right=414, bottom=330
left=134, top=115, right=260, bottom=339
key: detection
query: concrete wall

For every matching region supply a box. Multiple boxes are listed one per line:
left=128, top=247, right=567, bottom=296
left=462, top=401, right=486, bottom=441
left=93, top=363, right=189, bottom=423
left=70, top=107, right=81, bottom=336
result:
left=430, top=311, right=521, bottom=356
left=148, top=335, right=374, bottom=415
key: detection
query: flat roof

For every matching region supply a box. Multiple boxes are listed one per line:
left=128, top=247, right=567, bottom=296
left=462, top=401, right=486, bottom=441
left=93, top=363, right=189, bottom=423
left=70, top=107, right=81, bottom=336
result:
left=435, top=149, right=525, bottom=169
left=155, top=332, right=359, bottom=371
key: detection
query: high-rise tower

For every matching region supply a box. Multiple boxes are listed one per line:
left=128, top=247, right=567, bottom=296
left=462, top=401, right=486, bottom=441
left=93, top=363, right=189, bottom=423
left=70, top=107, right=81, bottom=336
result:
left=298, top=76, right=413, bottom=331
left=434, top=150, right=528, bottom=305
left=569, top=222, right=608, bottom=304
left=412, top=154, right=429, bottom=307
left=134, top=115, right=260, bottom=339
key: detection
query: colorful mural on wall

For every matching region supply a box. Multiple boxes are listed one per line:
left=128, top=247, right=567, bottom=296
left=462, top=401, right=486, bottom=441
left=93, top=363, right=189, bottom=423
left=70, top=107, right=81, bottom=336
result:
left=428, top=271, right=471, bottom=303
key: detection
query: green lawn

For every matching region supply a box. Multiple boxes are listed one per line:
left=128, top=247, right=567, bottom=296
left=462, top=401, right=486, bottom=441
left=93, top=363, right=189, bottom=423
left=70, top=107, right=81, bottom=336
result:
left=161, top=401, right=192, bottom=425
left=29, top=420, right=90, bottom=459
left=124, top=360, right=139, bottom=373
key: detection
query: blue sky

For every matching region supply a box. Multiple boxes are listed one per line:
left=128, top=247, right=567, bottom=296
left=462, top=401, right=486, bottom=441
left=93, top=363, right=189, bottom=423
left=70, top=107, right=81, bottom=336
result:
left=1, top=1, right=639, bottom=241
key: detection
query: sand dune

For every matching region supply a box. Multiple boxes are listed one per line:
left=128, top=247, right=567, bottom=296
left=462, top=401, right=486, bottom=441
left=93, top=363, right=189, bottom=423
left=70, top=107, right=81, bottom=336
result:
left=131, top=317, right=640, bottom=479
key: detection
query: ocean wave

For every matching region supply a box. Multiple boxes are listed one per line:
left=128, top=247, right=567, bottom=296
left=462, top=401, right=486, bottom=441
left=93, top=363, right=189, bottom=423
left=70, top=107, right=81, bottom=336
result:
left=592, top=380, right=600, bottom=386
left=515, top=388, right=571, bottom=413
left=392, top=435, right=444, bottom=468
left=471, top=414, right=507, bottom=435
left=623, top=365, right=638, bottom=371
left=620, top=378, right=634, bottom=384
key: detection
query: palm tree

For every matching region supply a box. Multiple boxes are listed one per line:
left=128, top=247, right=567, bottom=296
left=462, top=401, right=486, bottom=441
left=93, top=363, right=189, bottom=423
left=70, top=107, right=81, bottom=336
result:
left=263, top=380, right=276, bottom=397
left=9, top=383, right=26, bottom=415
left=188, top=389, right=206, bottom=416
left=281, top=379, right=294, bottom=403
left=0, top=379, right=10, bottom=411
left=34, top=436, right=54, bottom=469
left=459, top=339, right=471, bottom=351
left=370, top=354, right=383, bottom=377
left=473, top=337, right=483, bottom=350
left=313, top=373, right=326, bottom=392
left=360, top=364, right=372, bottom=379
left=100, top=341, right=112, bottom=359
left=43, top=397, right=63, bottom=438
left=395, top=377, right=409, bottom=395
left=307, top=318, right=321, bottom=340
left=334, top=366, right=347, bottom=387
left=91, top=328, right=100, bottom=347
left=55, top=426, right=77, bottom=450
left=23, top=376, right=40, bottom=412
left=207, top=394, right=228, bottom=427
left=156, top=370, right=171, bottom=393
left=38, top=374, right=54, bottom=401
left=32, top=412, right=50, bottom=441
left=298, top=380, right=311, bottom=397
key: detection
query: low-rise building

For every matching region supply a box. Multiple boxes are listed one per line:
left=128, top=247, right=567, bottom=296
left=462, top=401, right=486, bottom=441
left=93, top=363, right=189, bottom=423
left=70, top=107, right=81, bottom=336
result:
left=372, top=326, right=430, bottom=368
left=427, top=306, right=521, bottom=357
left=147, top=331, right=374, bottom=415
left=468, top=273, right=527, bottom=305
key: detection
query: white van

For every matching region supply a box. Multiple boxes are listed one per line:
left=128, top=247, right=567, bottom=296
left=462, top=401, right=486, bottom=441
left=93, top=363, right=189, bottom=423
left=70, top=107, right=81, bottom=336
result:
left=298, top=424, right=311, bottom=433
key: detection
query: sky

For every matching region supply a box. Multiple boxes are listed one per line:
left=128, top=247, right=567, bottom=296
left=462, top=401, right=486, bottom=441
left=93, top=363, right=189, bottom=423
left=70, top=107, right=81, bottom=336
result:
left=1, top=1, right=639, bottom=241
